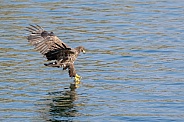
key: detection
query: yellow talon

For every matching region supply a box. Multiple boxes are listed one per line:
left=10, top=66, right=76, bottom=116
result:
left=74, top=77, right=81, bottom=84
left=76, top=74, right=82, bottom=79
left=74, top=74, right=82, bottom=85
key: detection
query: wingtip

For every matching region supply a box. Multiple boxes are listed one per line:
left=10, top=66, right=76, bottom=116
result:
left=28, top=24, right=44, bottom=30
left=36, top=24, right=44, bottom=30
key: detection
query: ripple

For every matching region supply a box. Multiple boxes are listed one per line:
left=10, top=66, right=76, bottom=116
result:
left=0, top=0, right=184, bottom=121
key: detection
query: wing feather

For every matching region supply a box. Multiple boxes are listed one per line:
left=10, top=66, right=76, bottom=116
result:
left=26, top=25, right=74, bottom=60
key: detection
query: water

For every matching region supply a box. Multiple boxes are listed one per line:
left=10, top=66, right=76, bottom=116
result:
left=0, top=0, right=184, bottom=121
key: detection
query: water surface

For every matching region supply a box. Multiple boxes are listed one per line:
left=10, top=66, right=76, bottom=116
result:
left=0, top=0, right=184, bottom=121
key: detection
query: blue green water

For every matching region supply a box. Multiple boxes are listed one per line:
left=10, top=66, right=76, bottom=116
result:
left=0, top=0, right=184, bottom=121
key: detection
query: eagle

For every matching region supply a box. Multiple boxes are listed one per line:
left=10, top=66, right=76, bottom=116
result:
left=26, top=24, right=85, bottom=84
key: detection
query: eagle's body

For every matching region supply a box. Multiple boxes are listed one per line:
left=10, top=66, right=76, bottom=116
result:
left=26, top=25, right=85, bottom=83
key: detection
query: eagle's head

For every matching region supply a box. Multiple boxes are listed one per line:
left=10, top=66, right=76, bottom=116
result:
left=76, top=46, right=85, bottom=54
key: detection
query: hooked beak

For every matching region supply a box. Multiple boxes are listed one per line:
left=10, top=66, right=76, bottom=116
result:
left=82, top=50, right=86, bottom=54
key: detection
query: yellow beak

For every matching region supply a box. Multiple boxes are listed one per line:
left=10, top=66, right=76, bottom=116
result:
left=82, top=50, right=86, bottom=54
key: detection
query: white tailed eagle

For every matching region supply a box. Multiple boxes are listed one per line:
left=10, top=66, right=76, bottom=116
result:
left=26, top=25, right=85, bottom=84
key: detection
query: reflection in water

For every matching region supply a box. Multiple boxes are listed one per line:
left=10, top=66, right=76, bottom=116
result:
left=39, top=83, right=79, bottom=122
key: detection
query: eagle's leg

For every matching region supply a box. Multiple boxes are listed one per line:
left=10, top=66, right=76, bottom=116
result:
left=74, top=74, right=82, bottom=85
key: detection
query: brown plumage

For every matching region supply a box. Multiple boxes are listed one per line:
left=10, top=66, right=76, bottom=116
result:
left=26, top=24, right=85, bottom=78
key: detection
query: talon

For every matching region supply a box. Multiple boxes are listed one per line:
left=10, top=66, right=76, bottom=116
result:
left=74, top=74, right=81, bottom=85
left=74, top=77, right=81, bottom=85
left=75, top=74, right=82, bottom=79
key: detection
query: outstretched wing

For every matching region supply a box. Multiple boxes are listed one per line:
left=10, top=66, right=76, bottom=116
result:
left=26, top=24, right=74, bottom=60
